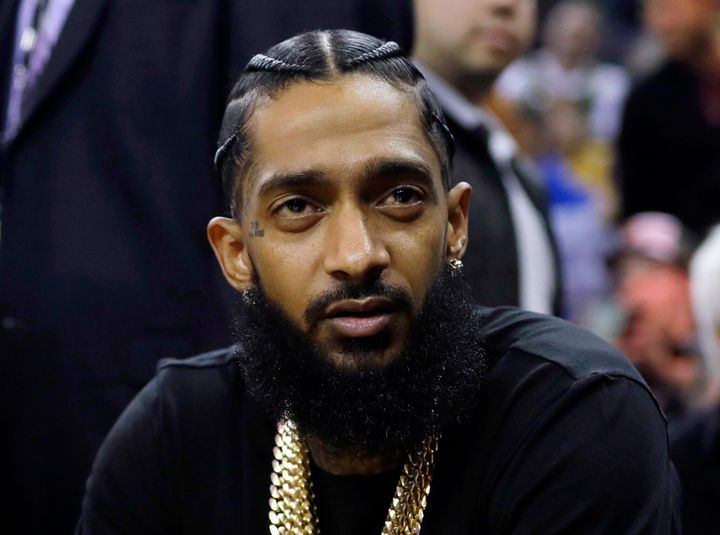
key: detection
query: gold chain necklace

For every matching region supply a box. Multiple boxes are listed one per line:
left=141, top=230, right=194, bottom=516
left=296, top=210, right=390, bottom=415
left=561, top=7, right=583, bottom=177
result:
left=268, top=420, right=439, bottom=535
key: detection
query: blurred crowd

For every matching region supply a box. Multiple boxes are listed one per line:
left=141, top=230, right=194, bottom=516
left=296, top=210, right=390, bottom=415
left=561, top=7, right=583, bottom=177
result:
left=1, top=0, right=719, bottom=533
left=491, top=1, right=720, bottom=531
left=495, top=0, right=720, bottom=422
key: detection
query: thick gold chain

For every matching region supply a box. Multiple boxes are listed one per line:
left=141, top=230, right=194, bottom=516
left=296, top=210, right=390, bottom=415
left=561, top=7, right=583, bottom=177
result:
left=268, top=420, right=439, bottom=535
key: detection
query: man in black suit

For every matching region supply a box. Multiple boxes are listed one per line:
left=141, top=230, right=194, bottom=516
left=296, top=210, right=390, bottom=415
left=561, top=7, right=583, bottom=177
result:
left=413, top=0, right=562, bottom=314
left=0, top=1, right=412, bottom=532
left=618, top=0, right=720, bottom=236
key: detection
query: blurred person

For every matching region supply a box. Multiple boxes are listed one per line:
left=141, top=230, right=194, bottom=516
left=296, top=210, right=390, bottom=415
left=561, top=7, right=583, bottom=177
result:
left=601, top=0, right=650, bottom=64
left=537, top=99, right=615, bottom=323
left=497, top=0, right=630, bottom=141
left=611, top=212, right=699, bottom=424
left=78, top=30, right=680, bottom=533
left=618, top=0, right=720, bottom=235
left=495, top=1, right=628, bottom=323
left=691, top=227, right=720, bottom=403
left=413, top=0, right=562, bottom=315
left=671, top=224, right=720, bottom=535
left=0, top=1, right=412, bottom=532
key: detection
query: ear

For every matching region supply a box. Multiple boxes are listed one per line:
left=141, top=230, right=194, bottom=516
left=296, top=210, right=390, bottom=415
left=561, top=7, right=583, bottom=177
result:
left=445, top=181, right=471, bottom=260
left=207, top=216, right=254, bottom=291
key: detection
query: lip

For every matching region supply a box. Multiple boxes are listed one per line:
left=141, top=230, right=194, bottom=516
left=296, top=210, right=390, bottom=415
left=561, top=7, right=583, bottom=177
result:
left=323, top=297, right=397, bottom=338
left=480, top=27, right=518, bottom=54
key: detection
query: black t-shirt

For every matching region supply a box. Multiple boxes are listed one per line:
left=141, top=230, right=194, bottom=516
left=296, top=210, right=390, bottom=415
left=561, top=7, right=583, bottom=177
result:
left=77, top=307, right=681, bottom=534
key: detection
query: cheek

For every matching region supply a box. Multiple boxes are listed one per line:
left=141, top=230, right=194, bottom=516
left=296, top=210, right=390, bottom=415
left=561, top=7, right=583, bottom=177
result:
left=246, top=238, right=321, bottom=326
left=385, top=219, right=446, bottom=305
left=515, top=6, right=538, bottom=49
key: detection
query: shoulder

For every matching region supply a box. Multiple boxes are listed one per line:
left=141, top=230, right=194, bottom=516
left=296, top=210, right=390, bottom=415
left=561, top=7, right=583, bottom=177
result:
left=590, top=62, right=630, bottom=93
left=459, top=308, right=680, bottom=531
left=627, top=61, right=692, bottom=105
left=143, top=345, right=248, bottom=426
left=155, top=345, right=240, bottom=393
left=474, top=306, right=644, bottom=383
left=471, top=306, right=664, bottom=436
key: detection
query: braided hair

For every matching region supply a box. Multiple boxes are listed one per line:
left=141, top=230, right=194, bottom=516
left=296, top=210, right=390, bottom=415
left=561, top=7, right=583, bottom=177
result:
left=215, top=29, right=454, bottom=216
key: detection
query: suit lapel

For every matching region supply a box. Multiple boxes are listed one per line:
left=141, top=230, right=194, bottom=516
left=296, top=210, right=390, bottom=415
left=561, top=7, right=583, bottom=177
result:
left=15, top=0, right=110, bottom=140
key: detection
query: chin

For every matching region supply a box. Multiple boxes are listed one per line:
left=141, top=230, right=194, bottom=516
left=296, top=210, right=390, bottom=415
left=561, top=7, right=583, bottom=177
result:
left=322, top=333, right=407, bottom=372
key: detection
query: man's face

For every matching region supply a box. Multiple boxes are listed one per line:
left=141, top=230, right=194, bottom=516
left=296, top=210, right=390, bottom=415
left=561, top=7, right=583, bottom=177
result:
left=209, top=75, right=469, bottom=372
left=643, top=0, right=716, bottom=60
left=544, top=3, right=601, bottom=67
left=615, top=258, right=697, bottom=392
left=414, top=0, right=537, bottom=84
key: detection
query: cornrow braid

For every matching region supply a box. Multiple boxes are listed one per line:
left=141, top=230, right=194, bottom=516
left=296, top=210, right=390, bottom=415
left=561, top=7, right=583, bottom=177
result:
left=213, top=131, right=238, bottom=170
left=430, top=111, right=455, bottom=158
left=344, top=41, right=401, bottom=68
left=246, top=53, right=306, bottom=73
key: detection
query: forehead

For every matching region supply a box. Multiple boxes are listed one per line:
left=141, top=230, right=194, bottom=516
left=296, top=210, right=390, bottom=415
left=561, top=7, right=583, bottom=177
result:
left=244, top=75, right=441, bottom=193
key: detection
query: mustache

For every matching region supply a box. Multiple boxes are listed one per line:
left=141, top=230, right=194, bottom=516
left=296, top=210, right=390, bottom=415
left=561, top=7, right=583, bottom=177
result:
left=303, top=279, right=414, bottom=325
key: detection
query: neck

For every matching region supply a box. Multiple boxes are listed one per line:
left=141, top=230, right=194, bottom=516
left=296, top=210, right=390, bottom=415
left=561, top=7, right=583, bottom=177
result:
left=684, top=32, right=720, bottom=76
left=551, top=48, right=585, bottom=71
left=454, top=78, right=493, bottom=108
left=414, top=54, right=494, bottom=107
left=305, top=435, right=402, bottom=476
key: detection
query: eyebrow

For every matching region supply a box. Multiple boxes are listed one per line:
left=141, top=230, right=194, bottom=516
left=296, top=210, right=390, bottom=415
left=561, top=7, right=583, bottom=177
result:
left=256, top=170, right=330, bottom=198
left=362, top=157, right=435, bottom=183
left=255, top=158, right=437, bottom=199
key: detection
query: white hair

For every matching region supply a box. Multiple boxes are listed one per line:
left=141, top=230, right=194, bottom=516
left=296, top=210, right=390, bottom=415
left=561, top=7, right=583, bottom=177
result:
left=690, top=224, right=720, bottom=401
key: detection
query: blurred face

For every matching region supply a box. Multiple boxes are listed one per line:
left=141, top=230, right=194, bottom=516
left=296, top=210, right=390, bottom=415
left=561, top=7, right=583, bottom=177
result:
left=643, top=0, right=716, bottom=60
left=414, top=0, right=537, bottom=86
left=209, top=75, right=470, bottom=371
left=615, top=258, right=697, bottom=391
left=544, top=3, right=601, bottom=67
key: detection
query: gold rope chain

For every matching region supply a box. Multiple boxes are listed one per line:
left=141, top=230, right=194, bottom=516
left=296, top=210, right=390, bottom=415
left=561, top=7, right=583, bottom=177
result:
left=268, top=420, right=440, bottom=535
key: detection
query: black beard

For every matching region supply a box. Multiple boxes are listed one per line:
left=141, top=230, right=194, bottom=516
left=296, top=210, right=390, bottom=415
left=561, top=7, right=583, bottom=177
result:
left=232, top=268, right=487, bottom=456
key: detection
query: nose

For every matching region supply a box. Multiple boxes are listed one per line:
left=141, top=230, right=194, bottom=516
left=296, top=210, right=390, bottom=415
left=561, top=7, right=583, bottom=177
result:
left=323, top=204, right=390, bottom=281
left=489, top=0, right=518, bottom=17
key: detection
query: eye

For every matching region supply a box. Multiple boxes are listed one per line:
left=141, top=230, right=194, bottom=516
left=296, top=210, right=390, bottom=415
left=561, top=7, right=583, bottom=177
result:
left=379, top=186, right=425, bottom=207
left=284, top=198, right=309, bottom=213
left=274, top=197, right=322, bottom=217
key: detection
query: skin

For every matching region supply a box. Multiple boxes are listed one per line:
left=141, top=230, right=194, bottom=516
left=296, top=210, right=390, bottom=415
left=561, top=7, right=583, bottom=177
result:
left=643, top=0, right=720, bottom=72
left=208, top=75, right=471, bottom=474
left=543, top=1, right=601, bottom=69
left=413, top=0, right=537, bottom=103
left=615, top=259, right=697, bottom=397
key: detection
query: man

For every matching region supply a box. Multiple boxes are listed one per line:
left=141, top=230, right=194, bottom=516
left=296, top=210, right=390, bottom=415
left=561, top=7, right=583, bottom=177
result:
left=413, top=0, right=562, bottom=315
left=672, top=224, right=720, bottom=534
left=618, top=0, right=720, bottom=235
left=78, top=30, right=679, bottom=533
left=611, top=212, right=699, bottom=426
left=0, top=1, right=412, bottom=532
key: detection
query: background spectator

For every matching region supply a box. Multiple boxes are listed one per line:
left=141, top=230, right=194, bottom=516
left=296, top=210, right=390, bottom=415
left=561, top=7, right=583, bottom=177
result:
left=493, top=0, right=628, bottom=322
left=609, top=212, right=699, bottom=426
left=672, top=224, right=720, bottom=534
left=497, top=0, right=630, bottom=141
left=413, top=0, right=563, bottom=316
left=618, top=0, right=720, bottom=235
